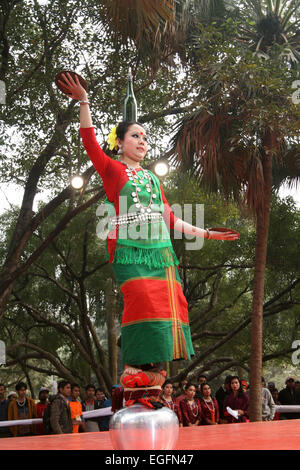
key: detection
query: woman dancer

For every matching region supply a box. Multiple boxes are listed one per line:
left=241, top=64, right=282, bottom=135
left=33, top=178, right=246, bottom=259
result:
left=58, top=73, right=239, bottom=404
left=179, top=382, right=202, bottom=426
left=199, top=383, right=219, bottom=425
left=160, top=380, right=182, bottom=425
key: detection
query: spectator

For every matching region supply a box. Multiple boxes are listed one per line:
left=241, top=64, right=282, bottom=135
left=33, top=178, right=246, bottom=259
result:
left=175, top=379, right=188, bottom=404
left=0, top=383, right=10, bottom=438
left=7, top=391, right=17, bottom=401
left=241, top=379, right=249, bottom=393
left=159, top=380, right=182, bottom=426
left=199, top=383, right=219, bottom=425
left=267, top=381, right=276, bottom=394
left=82, top=384, right=101, bottom=432
left=261, top=377, right=276, bottom=421
left=36, top=387, right=49, bottom=435
left=271, top=388, right=281, bottom=420
left=69, top=384, right=85, bottom=433
left=215, top=375, right=232, bottom=424
left=278, top=377, right=300, bottom=419
left=8, top=382, right=37, bottom=437
left=99, top=385, right=120, bottom=431
left=95, top=388, right=107, bottom=406
left=223, top=376, right=249, bottom=423
left=49, top=380, right=72, bottom=434
left=295, top=381, right=300, bottom=393
left=195, top=375, right=207, bottom=400
left=179, top=383, right=203, bottom=427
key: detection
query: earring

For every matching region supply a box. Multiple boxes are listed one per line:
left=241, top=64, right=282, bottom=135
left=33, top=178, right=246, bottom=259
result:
left=118, top=145, right=123, bottom=155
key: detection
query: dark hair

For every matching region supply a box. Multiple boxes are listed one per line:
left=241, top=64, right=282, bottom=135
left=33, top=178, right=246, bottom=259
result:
left=225, top=375, right=233, bottom=385
left=85, top=384, right=96, bottom=391
left=162, top=380, right=173, bottom=390
left=71, top=383, right=80, bottom=391
left=15, top=382, right=27, bottom=391
left=95, top=387, right=105, bottom=393
left=0, top=383, right=5, bottom=389
left=58, top=380, right=70, bottom=391
left=116, top=121, right=144, bottom=141
left=230, top=376, right=245, bottom=398
left=185, top=382, right=197, bottom=392
left=200, top=382, right=211, bottom=392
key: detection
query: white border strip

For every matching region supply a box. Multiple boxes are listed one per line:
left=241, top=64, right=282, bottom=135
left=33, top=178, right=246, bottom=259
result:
left=0, top=407, right=113, bottom=427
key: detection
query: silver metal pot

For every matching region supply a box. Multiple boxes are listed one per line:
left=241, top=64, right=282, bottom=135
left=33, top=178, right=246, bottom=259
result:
left=109, top=404, right=179, bottom=450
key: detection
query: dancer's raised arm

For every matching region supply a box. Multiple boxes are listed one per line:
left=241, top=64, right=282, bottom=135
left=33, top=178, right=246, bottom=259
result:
left=58, top=72, right=92, bottom=128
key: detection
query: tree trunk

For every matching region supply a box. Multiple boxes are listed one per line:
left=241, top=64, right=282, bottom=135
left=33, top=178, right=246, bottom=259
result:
left=106, top=278, right=118, bottom=384
left=249, top=131, right=274, bottom=422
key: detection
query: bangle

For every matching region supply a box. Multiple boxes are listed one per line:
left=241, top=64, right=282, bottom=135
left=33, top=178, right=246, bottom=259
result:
left=79, top=100, right=90, bottom=105
left=206, top=229, right=211, bottom=240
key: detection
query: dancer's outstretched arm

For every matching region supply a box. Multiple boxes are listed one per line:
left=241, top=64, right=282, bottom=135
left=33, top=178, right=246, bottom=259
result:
left=173, top=219, right=239, bottom=241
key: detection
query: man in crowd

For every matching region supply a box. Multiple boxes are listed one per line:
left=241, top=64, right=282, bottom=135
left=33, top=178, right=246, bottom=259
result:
left=215, top=375, right=232, bottom=423
left=0, top=383, right=10, bottom=438
left=36, top=387, right=49, bottom=435
left=175, top=379, right=188, bottom=404
left=261, top=377, right=276, bottom=421
left=69, top=383, right=85, bottom=433
left=50, top=380, right=72, bottom=434
left=278, top=377, right=300, bottom=419
left=82, top=384, right=102, bottom=432
left=267, top=381, right=276, bottom=394
left=195, top=375, right=207, bottom=400
left=95, top=387, right=107, bottom=406
left=7, top=382, right=37, bottom=437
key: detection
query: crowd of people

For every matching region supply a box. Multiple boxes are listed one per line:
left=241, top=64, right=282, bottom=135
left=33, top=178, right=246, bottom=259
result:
left=1, top=375, right=300, bottom=437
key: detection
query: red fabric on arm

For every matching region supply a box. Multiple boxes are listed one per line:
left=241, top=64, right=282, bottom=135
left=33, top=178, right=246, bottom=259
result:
left=80, top=127, right=126, bottom=203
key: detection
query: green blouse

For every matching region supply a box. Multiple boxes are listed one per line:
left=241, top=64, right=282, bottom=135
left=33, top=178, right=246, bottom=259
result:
left=106, top=169, right=179, bottom=269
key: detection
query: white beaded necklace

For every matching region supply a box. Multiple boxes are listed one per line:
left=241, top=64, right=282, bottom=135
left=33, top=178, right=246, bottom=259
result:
left=121, top=161, right=157, bottom=214
left=187, top=399, right=199, bottom=417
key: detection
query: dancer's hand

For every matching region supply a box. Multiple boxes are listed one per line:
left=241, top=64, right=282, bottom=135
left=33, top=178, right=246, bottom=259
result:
left=57, top=72, right=88, bottom=101
left=208, top=228, right=240, bottom=241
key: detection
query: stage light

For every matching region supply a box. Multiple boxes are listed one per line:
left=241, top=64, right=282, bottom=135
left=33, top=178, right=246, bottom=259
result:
left=70, top=174, right=84, bottom=190
left=153, top=161, right=169, bottom=177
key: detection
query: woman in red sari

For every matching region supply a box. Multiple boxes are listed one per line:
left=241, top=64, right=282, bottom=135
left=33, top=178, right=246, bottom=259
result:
left=159, top=380, right=182, bottom=425
left=179, top=383, right=202, bottom=426
left=199, top=383, right=219, bottom=425
left=223, top=376, right=249, bottom=423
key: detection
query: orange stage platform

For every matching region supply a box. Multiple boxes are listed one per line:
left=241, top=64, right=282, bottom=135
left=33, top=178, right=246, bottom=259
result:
left=0, top=420, right=299, bottom=450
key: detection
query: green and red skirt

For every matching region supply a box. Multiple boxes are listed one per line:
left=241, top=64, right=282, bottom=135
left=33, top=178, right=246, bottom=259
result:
left=112, top=248, right=194, bottom=366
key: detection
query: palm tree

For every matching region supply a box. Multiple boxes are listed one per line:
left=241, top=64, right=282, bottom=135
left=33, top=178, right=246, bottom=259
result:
left=90, top=1, right=232, bottom=71
left=170, top=0, right=299, bottom=421
left=89, top=0, right=177, bottom=72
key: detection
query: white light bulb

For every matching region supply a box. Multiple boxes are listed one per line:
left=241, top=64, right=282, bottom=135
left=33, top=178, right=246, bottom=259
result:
left=154, top=162, right=169, bottom=177
left=71, top=175, right=84, bottom=190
